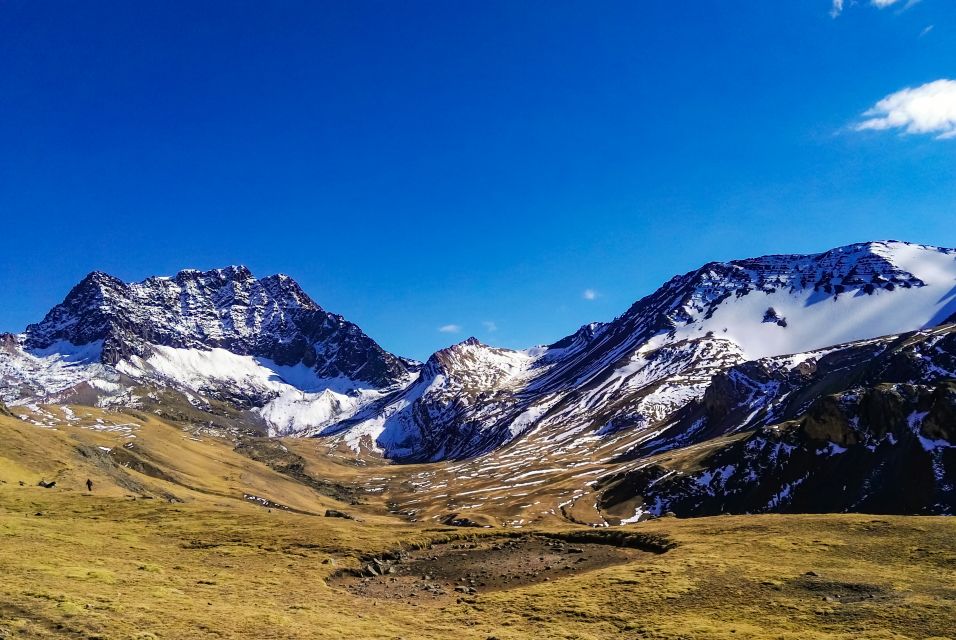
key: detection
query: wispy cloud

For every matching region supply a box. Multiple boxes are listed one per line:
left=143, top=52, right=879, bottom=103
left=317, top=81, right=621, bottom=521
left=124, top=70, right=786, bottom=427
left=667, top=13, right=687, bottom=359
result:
left=438, top=324, right=462, bottom=333
left=919, top=24, right=934, bottom=37
left=582, top=289, right=598, bottom=301
left=857, top=79, right=956, bottom=139
left=831, top=0, right=911, bottom=17
left=482, top=321, right=498, bottom=333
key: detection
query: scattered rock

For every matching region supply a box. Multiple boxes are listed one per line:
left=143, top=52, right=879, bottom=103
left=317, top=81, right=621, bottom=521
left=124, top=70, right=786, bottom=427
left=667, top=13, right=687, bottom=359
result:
left=437, top=513, right=488, bottom=528
left=324, top=509, right=354, bottom=519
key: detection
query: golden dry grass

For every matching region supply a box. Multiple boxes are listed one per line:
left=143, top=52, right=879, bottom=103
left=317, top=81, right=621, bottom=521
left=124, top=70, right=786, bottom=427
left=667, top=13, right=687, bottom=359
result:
left=0, top=411, right=953, bottom=639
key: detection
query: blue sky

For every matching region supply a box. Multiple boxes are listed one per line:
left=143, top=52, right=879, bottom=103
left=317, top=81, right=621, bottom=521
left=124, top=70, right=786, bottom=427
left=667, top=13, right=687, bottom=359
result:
left=1, top=1, right=954, bottom=361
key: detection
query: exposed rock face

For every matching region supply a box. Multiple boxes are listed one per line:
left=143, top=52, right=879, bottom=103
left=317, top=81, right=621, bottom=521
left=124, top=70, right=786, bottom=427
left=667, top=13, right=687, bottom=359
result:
left=597, top=326, right=956, bottom=517
left=23, top=266, right=412, bottom=387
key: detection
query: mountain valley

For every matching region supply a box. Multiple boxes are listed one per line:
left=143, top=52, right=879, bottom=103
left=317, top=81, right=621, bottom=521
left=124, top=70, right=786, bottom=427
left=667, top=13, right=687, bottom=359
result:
left=2, top=240, right=954, bottom=524
left=1, top=240, right=955, bottom=639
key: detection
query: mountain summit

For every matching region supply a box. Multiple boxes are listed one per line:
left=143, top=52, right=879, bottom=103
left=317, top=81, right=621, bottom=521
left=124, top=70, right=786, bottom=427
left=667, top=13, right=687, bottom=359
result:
left=24, top=266, right=412, bottom=387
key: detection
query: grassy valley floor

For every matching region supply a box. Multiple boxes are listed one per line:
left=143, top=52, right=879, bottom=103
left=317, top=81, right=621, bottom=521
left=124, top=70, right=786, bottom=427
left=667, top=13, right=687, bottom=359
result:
left=0, top=411, right=953, bottom=639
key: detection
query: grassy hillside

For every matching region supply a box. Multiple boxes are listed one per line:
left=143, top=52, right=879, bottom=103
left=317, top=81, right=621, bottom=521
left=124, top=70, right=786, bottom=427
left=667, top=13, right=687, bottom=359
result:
left=0, top=411, right=953, bottom=639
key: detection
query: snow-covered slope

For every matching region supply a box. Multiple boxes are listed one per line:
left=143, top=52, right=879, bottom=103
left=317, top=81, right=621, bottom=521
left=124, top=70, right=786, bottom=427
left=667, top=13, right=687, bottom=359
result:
left=665, top=240, right=956, bottom=359
left=324, top=241, right=956, bottom=460
left=321, top=338, right=542, bottom=458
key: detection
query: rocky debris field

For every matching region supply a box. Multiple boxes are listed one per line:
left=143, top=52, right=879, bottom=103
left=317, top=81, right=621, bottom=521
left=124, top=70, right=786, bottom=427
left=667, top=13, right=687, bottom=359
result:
left=328, top=534, right=648, bottom=605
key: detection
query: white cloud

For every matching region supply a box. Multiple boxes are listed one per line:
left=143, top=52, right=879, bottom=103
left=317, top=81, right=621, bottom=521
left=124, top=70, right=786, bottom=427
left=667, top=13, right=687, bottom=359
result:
left=832, top=0, right=910, bottom=16
left=857, top=79, right=956, bottom=139
left=582, top=289, right=598, bottom=301
left=919, top=24, right=934, bottom=37
left=482, top=321, right=498, bottom=333
left=438, top=324, right=461, bottom=333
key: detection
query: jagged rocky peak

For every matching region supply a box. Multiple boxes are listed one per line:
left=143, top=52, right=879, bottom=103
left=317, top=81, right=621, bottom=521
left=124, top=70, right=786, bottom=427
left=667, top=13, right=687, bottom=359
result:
left=430, top=337, right=499, bottom=365
left=23, top=270, right=127, bottom=351
left=514, top=242, right=950, bottom=399
left=725, top=239, right=934, bottom=290
left=659, top=240, right=938, bottom=322
left=24, top=266, right=412, bottom=388
left=596, top=240, right=956, bottom=362
left=425, top=337, right=534, bottom=387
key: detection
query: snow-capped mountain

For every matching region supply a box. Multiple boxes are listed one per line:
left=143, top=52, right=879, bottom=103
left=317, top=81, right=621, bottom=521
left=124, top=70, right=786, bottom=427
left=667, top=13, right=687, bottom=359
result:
left=324, top=337, right=545, bottom=458
left=25, top=266, right=412, bottom=384
left=1, top=266, right=417, bottom=433
left=323, top=240, right=956, bottom=462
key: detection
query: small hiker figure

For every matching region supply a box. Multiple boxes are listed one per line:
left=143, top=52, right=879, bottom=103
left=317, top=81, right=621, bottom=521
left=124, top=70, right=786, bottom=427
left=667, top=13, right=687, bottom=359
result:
left=86, top=478, right=93, bottom=492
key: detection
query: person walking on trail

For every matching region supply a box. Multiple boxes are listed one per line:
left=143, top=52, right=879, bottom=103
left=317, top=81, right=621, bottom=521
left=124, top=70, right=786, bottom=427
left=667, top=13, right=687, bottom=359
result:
left=86, top=478, right=93, bottom=492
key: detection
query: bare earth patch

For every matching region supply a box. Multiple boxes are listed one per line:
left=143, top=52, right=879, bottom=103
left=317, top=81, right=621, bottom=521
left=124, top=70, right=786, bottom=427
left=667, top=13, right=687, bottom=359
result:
left=329, top=534, right=649, bottom=605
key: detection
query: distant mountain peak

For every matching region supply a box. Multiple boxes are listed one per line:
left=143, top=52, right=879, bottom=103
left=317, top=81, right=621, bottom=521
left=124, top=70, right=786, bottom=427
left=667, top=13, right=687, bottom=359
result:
left=22, top=267, right=410, bottom=387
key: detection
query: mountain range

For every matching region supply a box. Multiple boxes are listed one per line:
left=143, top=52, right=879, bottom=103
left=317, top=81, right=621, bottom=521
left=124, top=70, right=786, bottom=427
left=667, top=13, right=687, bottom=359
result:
left=2, top=240, right=954, bottom=521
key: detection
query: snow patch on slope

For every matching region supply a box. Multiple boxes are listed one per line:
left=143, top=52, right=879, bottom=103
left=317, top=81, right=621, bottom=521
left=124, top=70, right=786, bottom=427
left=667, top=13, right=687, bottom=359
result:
left=672, top=242, right=956, bottom=359
left=116, top=346, right=404, bottom=435
left=0, top=338, right=117, bottom=404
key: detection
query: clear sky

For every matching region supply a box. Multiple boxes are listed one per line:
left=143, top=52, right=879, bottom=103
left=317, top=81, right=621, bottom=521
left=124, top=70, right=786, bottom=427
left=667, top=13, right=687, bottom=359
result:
left=1, top=1, right=954, bottom=361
